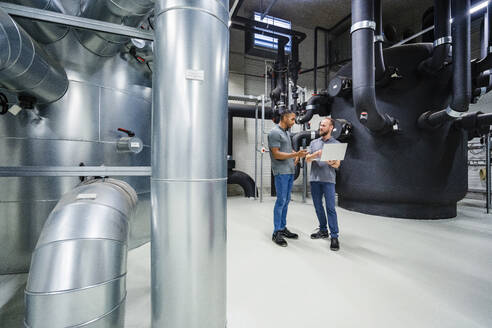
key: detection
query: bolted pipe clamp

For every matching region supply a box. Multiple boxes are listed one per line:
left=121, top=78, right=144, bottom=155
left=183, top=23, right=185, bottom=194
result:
left=445, top=107, right=465, bottom=118
left=350, top=20, right=376, bottom=34
left=374, top=35, right=384, bottom=43
left=433, top=36, right=452, bottom=47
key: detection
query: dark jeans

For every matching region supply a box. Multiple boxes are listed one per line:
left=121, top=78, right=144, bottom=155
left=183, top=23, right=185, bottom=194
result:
left=310, top=181, right=339, bottom=238
left=273, top=174, right=294, bottom=233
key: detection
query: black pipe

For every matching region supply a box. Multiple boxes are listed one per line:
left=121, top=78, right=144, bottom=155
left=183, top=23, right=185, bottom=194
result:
left=227, top=170, right=257, bottom=198
left=296, top=93, right=332, bottom=124
left=291, top=130, right=320, bottom=151
left=299, top=58, right=352, bottom=74
left=450, top=0, right=471, bottom=113
left=481, top=4, right=489, bottom=60
left=351, top=0, right=396, bottom=134
left=374, top=0, right=386, bottom=81
left=228, top=103, right=273, bottom=119
left=420, top=0, right=452, bottom=74
left=420, top=0, right=471, bottom=129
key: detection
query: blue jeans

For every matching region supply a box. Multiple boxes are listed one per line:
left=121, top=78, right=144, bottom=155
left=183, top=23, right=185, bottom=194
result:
left=310, top=181, right=339, bottom=238
left=273, top=174, right=294, bottom=233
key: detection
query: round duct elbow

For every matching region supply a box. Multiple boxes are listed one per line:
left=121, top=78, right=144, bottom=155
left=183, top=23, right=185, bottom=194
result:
left=75, top=0, right=154, bottom=57
left=25, top=179, right=138, bottom=328
left=3, top=0, right=69, bottom=43
left=0, top=8, right=68, bottom=104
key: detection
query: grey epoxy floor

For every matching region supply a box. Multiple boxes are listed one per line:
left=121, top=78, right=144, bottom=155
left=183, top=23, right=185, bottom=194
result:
left=125, top=196, right=492, bottom=328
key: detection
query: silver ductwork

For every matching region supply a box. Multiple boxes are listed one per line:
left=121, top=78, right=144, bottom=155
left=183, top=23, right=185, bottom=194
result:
left=151, top=0, right=229, bottom=327
left=3, top=0, right=69, bottom=43
left=25, top=178, right=138, bottom=328
left=0, top=7, right=68, bottom=104
left=75, top=0, right=154, bottom=57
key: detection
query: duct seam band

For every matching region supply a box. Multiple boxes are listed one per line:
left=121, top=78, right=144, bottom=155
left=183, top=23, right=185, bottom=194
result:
left=306, top=104, right=316, bottom=110
left=350, top=20, right=376, bottom=34
left=155, top=6, right=228, bottom=28
left=446, top=107, right=465, bottom=118
left=434, top=36, right=452, bottom=47
left=26, top=273, right=127, bottom=295
left=34, top=238, right=127, bottom=254
left=151, top=178, right=228, bottom=182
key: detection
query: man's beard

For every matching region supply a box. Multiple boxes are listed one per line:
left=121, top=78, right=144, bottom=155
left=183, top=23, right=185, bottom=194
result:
left=319, top=129, right=328, bottom=136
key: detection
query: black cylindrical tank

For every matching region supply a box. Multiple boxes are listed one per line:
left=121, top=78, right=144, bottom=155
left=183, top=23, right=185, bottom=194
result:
left=331, top=44, right=468, bottom=219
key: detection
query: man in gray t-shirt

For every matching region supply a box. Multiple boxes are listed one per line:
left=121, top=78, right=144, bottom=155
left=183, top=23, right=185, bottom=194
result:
left=268, top=111, right=308, bottom=247
left=306, top=117, right=341, bottom=251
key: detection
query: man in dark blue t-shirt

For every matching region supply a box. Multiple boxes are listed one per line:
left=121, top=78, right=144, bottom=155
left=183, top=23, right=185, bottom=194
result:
left=306, top=118, right=341, bottom=251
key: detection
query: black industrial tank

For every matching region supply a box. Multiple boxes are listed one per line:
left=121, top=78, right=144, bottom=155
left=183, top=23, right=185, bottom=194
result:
left=331, top=44, right=468, bottom=219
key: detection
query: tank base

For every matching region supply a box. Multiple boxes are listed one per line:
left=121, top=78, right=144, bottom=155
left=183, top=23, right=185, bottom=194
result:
left=338, top=197, right=457, bottom=219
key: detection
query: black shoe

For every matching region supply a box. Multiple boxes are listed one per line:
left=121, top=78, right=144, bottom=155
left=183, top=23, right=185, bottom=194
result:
left=272, top=231, right=288, bottom=247
left=330, top=237, right=340, bottom=251
left=310, top=229, right=329, bottom=239
left=280, top=227, right=298, bottom=239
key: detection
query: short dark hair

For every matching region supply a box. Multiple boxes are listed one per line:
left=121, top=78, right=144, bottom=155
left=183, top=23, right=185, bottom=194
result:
left=280, top=110, right=295, bottom=119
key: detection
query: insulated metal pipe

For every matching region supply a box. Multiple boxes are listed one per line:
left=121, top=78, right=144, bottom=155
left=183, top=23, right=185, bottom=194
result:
left=351, top=0, right=397, bottom=134
left=152, top=1, right=229, bottom=327
left=75, top=0, right=154, bottom=56
left=3, top=0, right=69, bottom=43
left=24, top=178, right=138, bottom=328
left=0, top=7, right=68, bottom=104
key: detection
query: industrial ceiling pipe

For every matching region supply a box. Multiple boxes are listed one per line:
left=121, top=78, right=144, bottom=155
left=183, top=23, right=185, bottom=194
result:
left=419, top=0, right=452, bottom=74
left=350, top=0, right=398, bottom=134
left=418, top=0, right=471, bottom=129
left=25, top=178, right=138, bottom=328
left=374, top=0, right=386, bottom=81
left=75, top=0, right=154, bottom=57
left=152, top=0, right=228, bottom=327
left=3, top=0, right=69, bottom=43
left=0, top=7, right=68, bottom=105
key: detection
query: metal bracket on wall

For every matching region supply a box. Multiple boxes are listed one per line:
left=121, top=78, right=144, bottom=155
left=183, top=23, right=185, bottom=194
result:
left=0, top=166, right=152, bottom=177
left=0, top=2, right=154, bottom=41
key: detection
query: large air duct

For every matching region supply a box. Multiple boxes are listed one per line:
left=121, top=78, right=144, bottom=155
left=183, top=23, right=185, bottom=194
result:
left=24, top=178, right=138, bottom=328
left=0, top=7, right=68, bottom=104
left=3, top=0, right=69, bottom=43
left=151, top=0, right=228, bottom=327
left=75, top=0, right=154, bottom=56
left=350, top=0, right=397, bottom=134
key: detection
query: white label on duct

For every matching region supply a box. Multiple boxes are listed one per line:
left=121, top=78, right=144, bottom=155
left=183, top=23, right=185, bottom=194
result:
left=77, top=193, right=97, bottom=200
left=8, top=105, right=22, bottom=116
left=185, top=69, right=204, bottom=81
left=130, top=142, right=140, bottom=148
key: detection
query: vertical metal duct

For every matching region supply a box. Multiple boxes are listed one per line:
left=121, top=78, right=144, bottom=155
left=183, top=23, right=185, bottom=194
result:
left=25, top=178, right=138, bottom=328
left=0, top=7, right=68, bottom=104
left=152, top=0, right=229, bottom=327
left=75, top=0, right=154, bottom=57
left=3, top=0, right=69, bottom=43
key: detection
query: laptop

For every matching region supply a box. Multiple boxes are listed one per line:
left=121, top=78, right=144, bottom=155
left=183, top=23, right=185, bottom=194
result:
left=319, top=143, right=348, bottom=161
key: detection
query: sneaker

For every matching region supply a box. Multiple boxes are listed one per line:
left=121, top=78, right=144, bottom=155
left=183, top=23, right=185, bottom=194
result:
left=310, top=229, right=329, bottom=239
left=330, top=237, right=340, bottom=251
left=272, top=231, right=288, bottom=247
left=280, top=227, right=299, bottom=239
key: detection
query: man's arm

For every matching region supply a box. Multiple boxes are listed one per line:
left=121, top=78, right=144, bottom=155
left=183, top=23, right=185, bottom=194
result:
left=271, top=148, right=307, bottom=160
left=306, top=150, right=322, bottom=163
